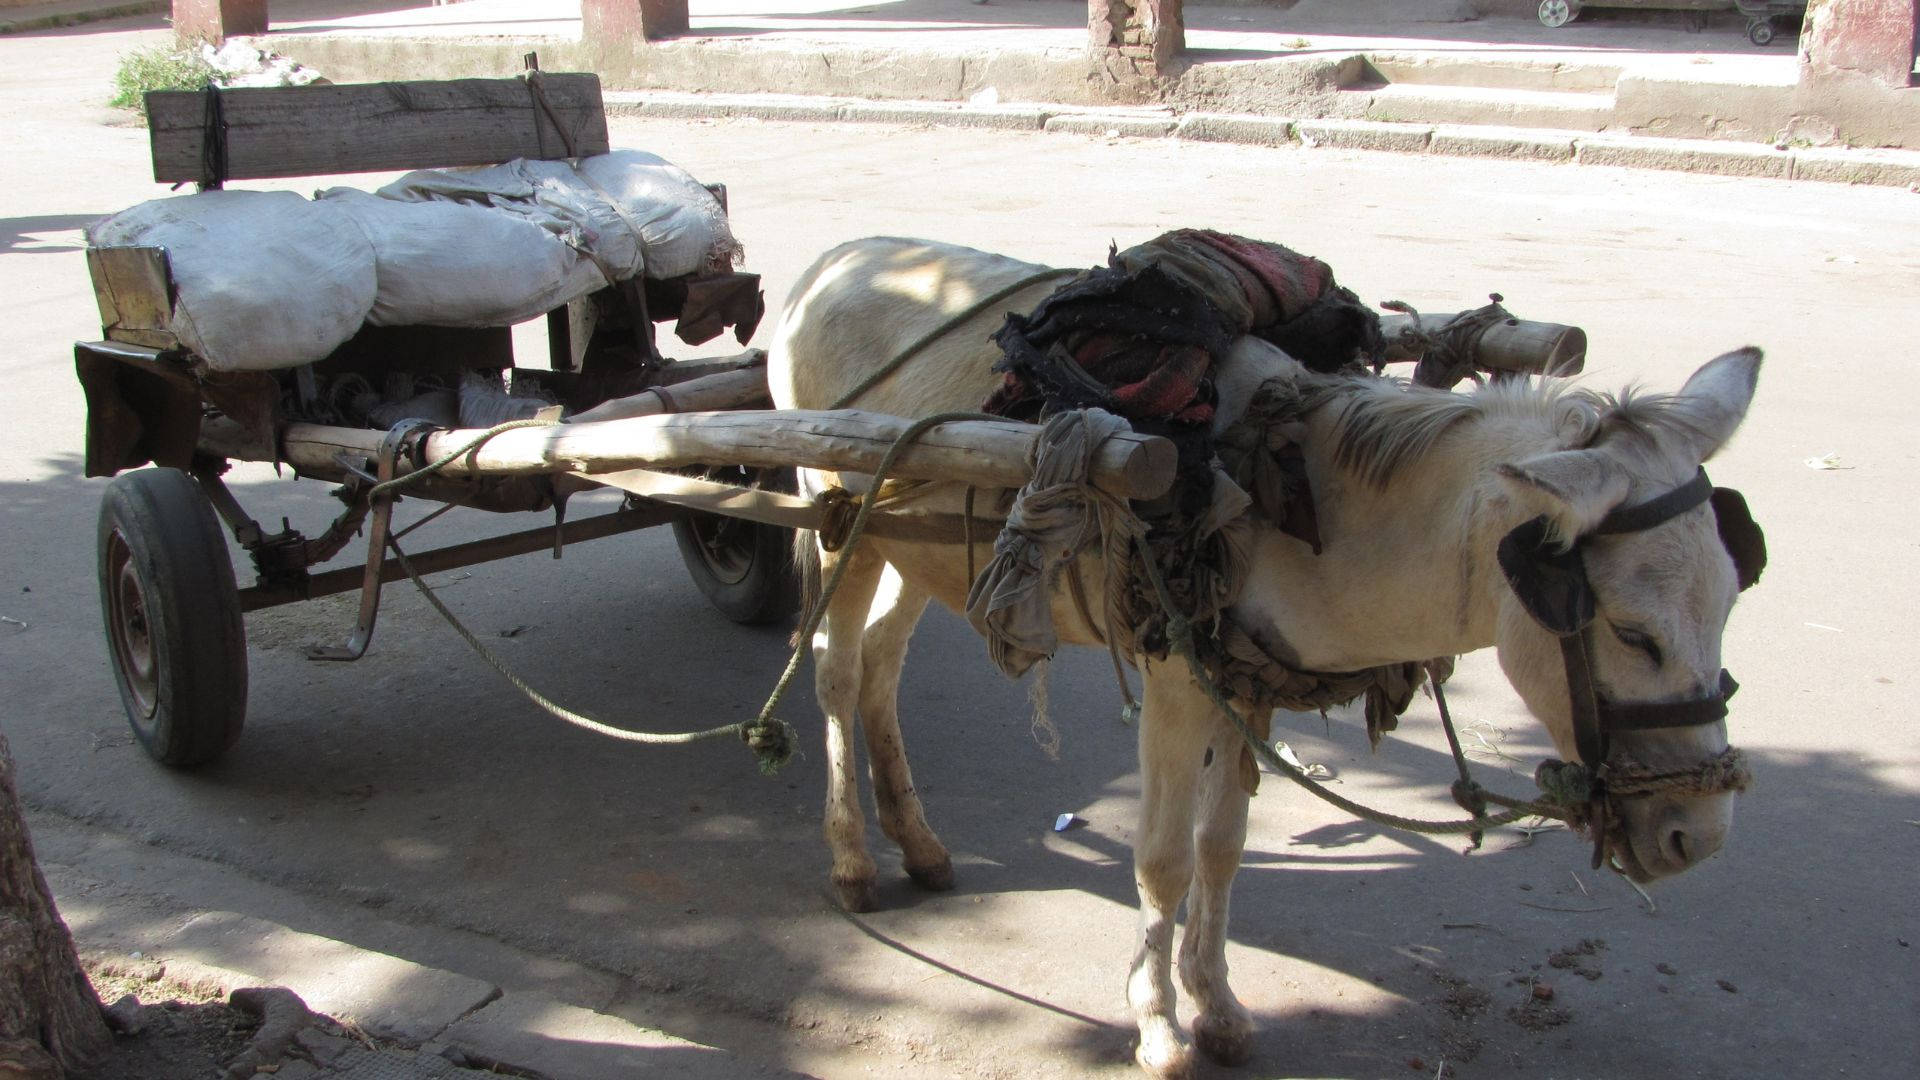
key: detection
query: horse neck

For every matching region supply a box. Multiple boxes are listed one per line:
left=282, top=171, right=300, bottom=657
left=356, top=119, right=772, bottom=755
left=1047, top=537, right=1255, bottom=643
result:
left=1232, top=402, right=1545, bottom=673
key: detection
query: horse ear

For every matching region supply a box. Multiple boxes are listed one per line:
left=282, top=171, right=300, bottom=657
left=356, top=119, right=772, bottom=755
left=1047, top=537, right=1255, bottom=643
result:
left=1667, top=347, right=1762, bottom=463
left=1496, top=449, right=1630, bottom=541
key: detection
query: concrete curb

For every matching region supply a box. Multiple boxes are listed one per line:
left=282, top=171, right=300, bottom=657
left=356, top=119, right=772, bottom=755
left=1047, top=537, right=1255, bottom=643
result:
left=605, top=90, right=1920, bottom=188
left=160, top=911, right=501, bottom=1045
left=133, top=911, right=802, bottom=1078
left=0, top=0, right=162, bottom=34
left=49, top=853, right=786, bottom=1080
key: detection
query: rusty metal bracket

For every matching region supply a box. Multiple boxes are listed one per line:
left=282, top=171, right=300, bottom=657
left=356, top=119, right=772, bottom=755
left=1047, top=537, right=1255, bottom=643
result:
left=306, top=419, right=436, bottom=662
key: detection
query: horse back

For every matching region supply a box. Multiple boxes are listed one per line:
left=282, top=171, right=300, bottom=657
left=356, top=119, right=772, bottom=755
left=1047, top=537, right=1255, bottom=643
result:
left=767, top=236, right=1064, bottom=418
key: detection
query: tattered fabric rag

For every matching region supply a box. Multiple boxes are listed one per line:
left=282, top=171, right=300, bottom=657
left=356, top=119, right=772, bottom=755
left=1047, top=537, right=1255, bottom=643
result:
left=965, top=409, right=1141, bottom=678
left=975, top=231, right=1450, bottom=774
left=985, top=228, right=1382, bottom=425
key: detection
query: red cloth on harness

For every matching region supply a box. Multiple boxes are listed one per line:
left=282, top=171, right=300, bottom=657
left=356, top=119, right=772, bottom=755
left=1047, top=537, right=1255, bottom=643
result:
left=984, top=229, right=1372, bottom=428
left=1068, top=333, right=1215, bottom=425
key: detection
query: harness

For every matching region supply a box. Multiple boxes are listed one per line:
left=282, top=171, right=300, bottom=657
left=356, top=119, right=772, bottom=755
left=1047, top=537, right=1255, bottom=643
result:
left=1496, top=466, right=1767, bottom=868
left=817, top=251, right=1773, bottom=862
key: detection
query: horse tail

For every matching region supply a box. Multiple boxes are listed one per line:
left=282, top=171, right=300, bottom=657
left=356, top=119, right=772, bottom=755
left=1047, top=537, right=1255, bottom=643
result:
left=789, top=525, right=822, bottom=650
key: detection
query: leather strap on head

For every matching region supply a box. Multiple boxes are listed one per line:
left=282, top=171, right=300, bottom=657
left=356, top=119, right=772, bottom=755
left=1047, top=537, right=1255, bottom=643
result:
left=1593, top=467, right=1712, bottom=536
left=1498, top=516, right=1595, bottom=635
left=1558, top=633, right=1607, bottom=769
left=1602, top=670, right=1738, bottom=732
left=1551, top=468, right=1735, bottom=771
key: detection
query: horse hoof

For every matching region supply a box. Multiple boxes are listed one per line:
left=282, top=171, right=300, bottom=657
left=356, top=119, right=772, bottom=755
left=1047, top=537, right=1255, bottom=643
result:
left=1193, top=1015, right=1254, bottom=1066
left=1134, top=1038, right=1194, bottom=1079
left=905, top=857, right=955, bottom=892
left=832, top=875, right=876, bottom=913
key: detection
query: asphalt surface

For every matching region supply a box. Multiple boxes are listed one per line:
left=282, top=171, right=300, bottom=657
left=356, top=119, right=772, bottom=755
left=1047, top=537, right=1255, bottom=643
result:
left=2, top=9, right=1917, bottom=1080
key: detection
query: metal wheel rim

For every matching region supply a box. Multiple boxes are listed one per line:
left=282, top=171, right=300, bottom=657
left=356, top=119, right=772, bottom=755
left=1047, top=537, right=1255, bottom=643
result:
left=686, top=514, right=756, bottom=586
left=1539, top=0, right=1574, bottom=27
left=105, top=531, right=159, bottom=719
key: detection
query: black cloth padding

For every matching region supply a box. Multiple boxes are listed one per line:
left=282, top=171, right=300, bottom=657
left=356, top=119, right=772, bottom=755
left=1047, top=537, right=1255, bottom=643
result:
left=1497, top=516, right=1596, bottom=635
left=1710, top=487, right=1767, bottom=592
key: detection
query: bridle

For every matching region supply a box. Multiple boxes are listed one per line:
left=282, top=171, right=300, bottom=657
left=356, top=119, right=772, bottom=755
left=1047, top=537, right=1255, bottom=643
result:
left=1497, top=466, right=1767, bottom=868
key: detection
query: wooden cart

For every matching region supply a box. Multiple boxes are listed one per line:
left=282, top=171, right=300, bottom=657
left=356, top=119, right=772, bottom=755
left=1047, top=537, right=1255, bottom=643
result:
left=79, top=70, right=1178, bottom=768
left=78, top=70, right=1584, bottom=771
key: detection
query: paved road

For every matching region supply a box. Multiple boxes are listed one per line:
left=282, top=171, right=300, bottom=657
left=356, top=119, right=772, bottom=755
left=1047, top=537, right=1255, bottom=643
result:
left=3, top=13, right=1916, bottom=1080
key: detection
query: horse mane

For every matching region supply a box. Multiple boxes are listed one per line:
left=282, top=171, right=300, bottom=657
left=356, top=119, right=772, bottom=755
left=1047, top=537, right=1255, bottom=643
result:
left=1313, top=372, right=1706, bottom=489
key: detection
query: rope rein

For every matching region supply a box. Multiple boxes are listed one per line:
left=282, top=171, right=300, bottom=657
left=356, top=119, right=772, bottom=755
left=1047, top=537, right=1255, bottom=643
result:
left=743, top=411, right=1012, bottom=766
left=388, top=538, right=782, bottom=754
left=349, top=268, right=1075, bottom=775
left=1130, top=538, right=1574, bottom=836
left=349, top=417, right=801, bottom=772
left=341, top=281, right=1722, bottom=845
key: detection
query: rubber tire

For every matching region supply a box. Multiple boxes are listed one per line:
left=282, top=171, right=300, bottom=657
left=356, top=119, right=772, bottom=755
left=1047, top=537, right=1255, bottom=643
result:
left=671, top=466, right=801, bottom=626
left=1538, top=0, right=1579, bottom=28
left=98, top=468, right=247, bottom=766
left=1748, top=21, right=1775, bottom=46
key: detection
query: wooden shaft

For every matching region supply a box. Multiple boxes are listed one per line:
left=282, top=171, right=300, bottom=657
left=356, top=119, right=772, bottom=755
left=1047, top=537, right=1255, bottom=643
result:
left=1380, top=312, right=1587, bottom=376
left=565, top=365, right=769, bottom=424
left=281, top=409, right=1177, bottom=501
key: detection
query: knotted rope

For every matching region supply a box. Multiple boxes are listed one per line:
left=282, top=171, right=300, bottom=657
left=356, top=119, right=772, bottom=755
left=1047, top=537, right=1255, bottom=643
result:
left=357, top=418, right=796, bottom=773
left=963, top=408, right=1141, bottom=678
left=745, top=411, right=1019, bottom=762
left=1379, top=295, right=1513, bottom=391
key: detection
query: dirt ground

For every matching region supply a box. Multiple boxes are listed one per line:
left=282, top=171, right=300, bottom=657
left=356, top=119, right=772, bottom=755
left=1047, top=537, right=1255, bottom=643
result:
left=3, top=10, right=1916, bottom=1080
left=78, top=957, right=261, bottom=1080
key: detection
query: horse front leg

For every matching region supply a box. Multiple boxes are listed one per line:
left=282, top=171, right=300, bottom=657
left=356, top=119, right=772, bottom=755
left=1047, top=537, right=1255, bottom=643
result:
left=1179, top=717, right=1256, bottom=1066
left=856, top=567, right=952, bottom=891
left=812, top=541, right=886, bottom=912
left=1128, top=662, right=1215, bottom=1079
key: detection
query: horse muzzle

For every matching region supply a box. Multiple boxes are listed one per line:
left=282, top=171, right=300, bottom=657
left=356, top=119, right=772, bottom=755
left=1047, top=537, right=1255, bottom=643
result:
left=1611, top=778, right=1740, bottom=881
left=1539, top=743, right=1751, bottom=881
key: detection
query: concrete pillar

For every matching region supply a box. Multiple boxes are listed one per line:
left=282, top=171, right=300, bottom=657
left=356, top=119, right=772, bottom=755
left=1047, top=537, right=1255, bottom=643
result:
left=1089, top=0, right=1184, bottom=81
left=172, top=0, right=268, bottom=45
left=1799, top=0, right=1918, bottom=88
left=582, top=0, right=690, bottom=43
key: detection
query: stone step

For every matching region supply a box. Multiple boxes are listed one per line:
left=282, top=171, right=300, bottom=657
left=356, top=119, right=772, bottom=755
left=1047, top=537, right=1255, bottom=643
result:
left=1362, top=52, right=1627, bottom=93
left=1359, top=82, right=1616, bottom=132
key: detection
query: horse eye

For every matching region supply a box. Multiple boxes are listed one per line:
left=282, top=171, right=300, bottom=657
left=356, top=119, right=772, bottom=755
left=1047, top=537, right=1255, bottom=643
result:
left=1611, top=624, right=1664, bottom=667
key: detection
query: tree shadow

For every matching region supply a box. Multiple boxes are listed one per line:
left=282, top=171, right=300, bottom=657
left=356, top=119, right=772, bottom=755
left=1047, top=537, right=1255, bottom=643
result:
left=6, top=406, right=1908, bottom=1077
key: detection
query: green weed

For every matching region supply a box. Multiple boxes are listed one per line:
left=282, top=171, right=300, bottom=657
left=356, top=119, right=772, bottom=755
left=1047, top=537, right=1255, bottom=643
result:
left=109, top=45, right=221, bottom=114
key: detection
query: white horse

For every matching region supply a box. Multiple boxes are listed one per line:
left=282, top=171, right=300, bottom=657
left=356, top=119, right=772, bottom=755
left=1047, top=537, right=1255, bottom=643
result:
left=767, top=236, right=1760, bottom=1078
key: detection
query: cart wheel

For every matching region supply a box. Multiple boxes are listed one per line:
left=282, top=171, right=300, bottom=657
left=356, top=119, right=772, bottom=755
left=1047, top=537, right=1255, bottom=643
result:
left=1748, top=20, right=1775, bottom=46
left=1538, top=0, right=1579, bottom=28
left=671, top=466, right=800, bottom=626
left=98, top=468, right=247, bottom=766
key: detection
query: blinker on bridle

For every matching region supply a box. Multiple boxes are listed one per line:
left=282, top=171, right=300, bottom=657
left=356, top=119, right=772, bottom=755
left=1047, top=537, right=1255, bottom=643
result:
left=1496, top=466, right=1767, bottom=868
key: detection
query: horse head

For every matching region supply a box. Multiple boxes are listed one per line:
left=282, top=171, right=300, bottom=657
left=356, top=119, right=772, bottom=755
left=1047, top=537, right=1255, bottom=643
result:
left=1491, top=347, right=1764, bottom=882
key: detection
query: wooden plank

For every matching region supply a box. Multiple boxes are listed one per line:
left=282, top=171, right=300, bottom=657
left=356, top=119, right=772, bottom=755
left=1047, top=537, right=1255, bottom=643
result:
left=279, top=410, right=1179, bottom=502
left=87, top=246, right=179, bottom=347
left=146, top=74, right=610, bottom=184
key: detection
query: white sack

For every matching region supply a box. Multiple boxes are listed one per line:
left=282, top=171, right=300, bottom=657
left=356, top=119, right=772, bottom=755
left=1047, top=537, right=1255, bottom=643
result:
left=371, top=149, right=740, bottom=282
left=86, top=190, right=375, bottom=372
left=319, top=189, right=608, bottom=329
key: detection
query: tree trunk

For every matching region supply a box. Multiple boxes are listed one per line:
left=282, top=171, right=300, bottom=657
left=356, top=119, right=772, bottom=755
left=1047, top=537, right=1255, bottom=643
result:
left=0, top=733, right=111, bottom=1079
